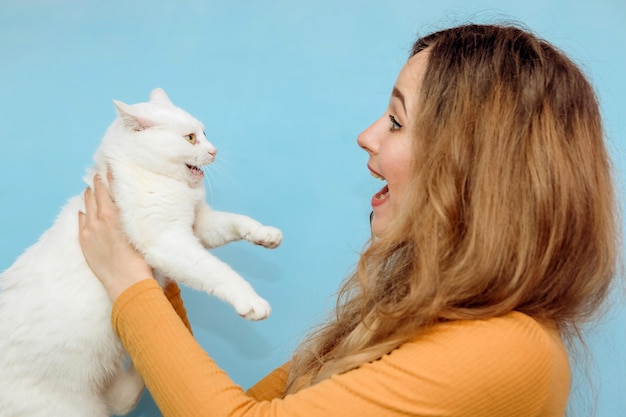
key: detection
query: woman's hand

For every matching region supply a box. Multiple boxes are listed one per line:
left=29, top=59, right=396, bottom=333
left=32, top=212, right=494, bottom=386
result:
left=78, top=173, right=153, bottom=301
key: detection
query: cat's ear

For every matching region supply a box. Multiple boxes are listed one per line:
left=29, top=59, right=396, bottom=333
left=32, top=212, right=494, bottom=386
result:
left=113, top=100, right=155, bottom=131
left=149, top=88, right=173, bottom=106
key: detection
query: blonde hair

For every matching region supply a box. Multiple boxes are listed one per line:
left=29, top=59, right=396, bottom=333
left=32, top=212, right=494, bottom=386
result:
left=285, top=24, right=619, bottom=394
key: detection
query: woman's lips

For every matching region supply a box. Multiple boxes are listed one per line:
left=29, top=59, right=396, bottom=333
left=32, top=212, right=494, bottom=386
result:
left=368, top=165, right=385, bottom=180
left=371, top=184, right=389, bottom=207
left=368, top=165, right=388, bottom=207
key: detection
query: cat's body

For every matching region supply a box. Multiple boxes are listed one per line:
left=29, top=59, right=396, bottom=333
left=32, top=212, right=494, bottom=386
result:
left=0, top=88, right=282, bottom=417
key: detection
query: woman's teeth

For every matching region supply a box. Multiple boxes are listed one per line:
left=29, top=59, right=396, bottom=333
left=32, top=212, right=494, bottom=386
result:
left=375, top=184, right=389, bottom=200
left=370, top=171, right=385, bottom=180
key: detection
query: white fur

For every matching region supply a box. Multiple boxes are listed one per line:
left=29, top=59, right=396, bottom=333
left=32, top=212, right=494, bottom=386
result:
left=0, top=88, right=282, bottom=416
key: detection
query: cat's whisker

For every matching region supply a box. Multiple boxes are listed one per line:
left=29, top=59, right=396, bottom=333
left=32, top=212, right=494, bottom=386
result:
left=202, top=166, right=215, bottom=202
left=208, top=159, right=237, bottom=187
left=214, top=154, right=233, bottom=166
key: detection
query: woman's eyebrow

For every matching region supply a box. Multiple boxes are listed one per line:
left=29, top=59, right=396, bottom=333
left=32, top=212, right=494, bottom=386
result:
left=391, top=87, right=406, bottom=114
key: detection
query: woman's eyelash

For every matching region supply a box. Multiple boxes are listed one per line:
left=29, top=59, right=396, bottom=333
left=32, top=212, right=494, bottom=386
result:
left=389, top=115, right=403, bottom=130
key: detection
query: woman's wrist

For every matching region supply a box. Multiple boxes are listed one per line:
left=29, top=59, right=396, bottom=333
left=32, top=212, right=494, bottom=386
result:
left=107, top=274, right=153, bottom=302
left=100, top=258, right=154, bottom=302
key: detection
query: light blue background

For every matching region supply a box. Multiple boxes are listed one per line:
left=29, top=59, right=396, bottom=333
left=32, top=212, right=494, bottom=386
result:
left=1, top=1, right=624, bottom=416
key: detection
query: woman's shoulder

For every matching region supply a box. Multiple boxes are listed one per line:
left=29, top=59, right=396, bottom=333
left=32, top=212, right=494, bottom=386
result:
left=419, top=311, right=561, bottom=352
left=397, top=311, right=568, bottom=377
left=375, top=311, right=569, bottom=415
left=404, top=311, right=561, bottom=353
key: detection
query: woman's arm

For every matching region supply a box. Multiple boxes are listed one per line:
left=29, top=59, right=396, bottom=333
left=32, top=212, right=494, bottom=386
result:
left=78, top=175, right=563, bottom=417
left=113, top=282, right=561, bottom=417
left=245, top=362, right=290, bottom=401
left=163, top=281, right=193, bottom=334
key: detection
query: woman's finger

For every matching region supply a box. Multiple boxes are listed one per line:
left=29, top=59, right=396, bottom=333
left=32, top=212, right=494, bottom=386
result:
left=92, top=174, right=115, bottom=216
left=106, top=167, right=115, bottom=184
left=92, top=174, right=106, bottom=201
left=77, top=209, right=85, bottom=229
left=82, top=185, right=96, bottom=218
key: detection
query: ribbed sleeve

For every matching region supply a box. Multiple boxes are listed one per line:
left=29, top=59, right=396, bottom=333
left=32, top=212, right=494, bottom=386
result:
left=163, top=281, right=193, bottom=334
left=112, top=279, right=570, bottom=417
left=245, top=362, right=290, bottom=401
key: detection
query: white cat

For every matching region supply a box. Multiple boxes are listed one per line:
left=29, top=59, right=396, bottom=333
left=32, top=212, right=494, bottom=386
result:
left=0, top=88, right=282, bottom=417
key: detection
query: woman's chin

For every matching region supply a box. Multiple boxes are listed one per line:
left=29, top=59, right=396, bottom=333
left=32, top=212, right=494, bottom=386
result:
left=370, top=216, right=385, bottom=237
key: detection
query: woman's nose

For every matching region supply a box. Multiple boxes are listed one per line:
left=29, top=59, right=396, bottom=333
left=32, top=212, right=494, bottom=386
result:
left=357, top=116, right=383, bottom=154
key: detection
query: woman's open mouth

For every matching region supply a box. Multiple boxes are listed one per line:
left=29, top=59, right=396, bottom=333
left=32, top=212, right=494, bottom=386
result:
left=372, top=184, right=389, bottom=207
left=368, top=166, right=388, bottom=207
left=374, top=184, right=389, bottom=200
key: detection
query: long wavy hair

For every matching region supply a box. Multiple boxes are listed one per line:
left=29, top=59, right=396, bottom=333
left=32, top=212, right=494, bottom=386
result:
left=285, top=24, right=619, bottom=395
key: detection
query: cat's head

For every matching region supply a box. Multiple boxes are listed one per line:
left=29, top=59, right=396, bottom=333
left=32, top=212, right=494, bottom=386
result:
left=103, top=88, right=216, bottom=188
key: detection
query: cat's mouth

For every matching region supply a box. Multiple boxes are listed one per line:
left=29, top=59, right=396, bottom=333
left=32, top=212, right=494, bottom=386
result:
left=186, top=164, right=204, bottom=179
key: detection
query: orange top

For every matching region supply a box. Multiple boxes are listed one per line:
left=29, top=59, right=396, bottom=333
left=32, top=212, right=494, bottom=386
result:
left=115, top=279, right=570, bottom=417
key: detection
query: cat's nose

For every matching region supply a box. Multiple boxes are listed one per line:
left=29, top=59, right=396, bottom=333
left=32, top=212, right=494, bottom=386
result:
left=207, top=148, right=217, bottom=162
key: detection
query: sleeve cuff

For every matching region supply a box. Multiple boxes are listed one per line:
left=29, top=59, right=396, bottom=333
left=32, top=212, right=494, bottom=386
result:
left=111, top=278, right=163, bottom=328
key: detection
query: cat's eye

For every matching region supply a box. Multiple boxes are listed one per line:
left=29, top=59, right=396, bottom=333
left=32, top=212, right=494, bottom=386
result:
left=186, top=133, right=196, bottom=144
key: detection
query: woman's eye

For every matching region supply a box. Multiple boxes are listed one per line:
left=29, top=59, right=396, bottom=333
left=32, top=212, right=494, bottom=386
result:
left=186, top=133, right=196, bottom=144
left=389, top=115, right=402, bottom=131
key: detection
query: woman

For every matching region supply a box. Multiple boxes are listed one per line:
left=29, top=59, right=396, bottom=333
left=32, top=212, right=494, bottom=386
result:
left=78, top=24, right=618, bottom=416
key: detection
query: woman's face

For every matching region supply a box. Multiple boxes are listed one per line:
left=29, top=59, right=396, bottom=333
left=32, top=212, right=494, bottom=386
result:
left=357, top=52, right=427, bottom=237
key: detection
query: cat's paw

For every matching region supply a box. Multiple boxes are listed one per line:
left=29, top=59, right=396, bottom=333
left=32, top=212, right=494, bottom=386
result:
left=245, top=226, right=282, bottom=249
left=232, top=294, right=272, bottom=321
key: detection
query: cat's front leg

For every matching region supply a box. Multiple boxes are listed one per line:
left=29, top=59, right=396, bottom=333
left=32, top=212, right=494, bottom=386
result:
left=144, top=234, right=271, bottom=320
left=195, top=203, right=282, bottom=249
left=104, top=361, right=144, bottom=416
